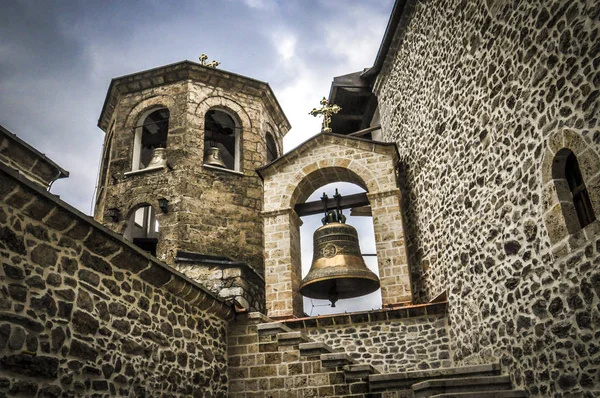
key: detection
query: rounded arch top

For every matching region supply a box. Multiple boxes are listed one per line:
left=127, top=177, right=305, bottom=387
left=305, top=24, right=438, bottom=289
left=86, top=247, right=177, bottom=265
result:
left=290, top=166, right=370, bottom=208
left=125, top=95, right=177, bottom=129
left=195, top=95, right=252, bottom=132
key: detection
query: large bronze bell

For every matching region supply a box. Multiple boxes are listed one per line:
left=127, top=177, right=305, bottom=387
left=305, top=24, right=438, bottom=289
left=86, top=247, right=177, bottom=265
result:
left=204, top=145, right=227, bottom=168
left=300, top=191, right=380, bottom=307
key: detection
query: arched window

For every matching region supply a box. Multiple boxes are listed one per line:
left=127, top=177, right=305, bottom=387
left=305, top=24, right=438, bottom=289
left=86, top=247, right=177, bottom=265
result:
left=132, top=108, right=169, bottom=171
left=204, top=109, right=240, bottom=171
left=553, top=149, right=596, bottom=232
left=124, top=205, right=159, bottom=256
left=266, top=132, right=278, bottom=163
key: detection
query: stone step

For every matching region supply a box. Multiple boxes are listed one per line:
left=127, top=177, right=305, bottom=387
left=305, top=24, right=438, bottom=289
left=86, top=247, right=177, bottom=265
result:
left=344, top=364, right=380, bottom=381
left=320, top=352, right=357, bottom=368
left=413, top=375, right=512, bottom=397
left=369, top=363, right=501, bottom=392
left=430, top=390, right=528, bottom=398
left=277, top=331, right=309, bottom=346
left=257, top=322, right=292, bottom=336
left=299, top=342, right=333, bottom=356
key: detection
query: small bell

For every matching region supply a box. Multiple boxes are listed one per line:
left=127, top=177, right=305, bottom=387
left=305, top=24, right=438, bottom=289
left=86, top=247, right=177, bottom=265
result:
left=146, top=147, right=167, bottom=168
left=204, top=145, right=227, bottom=168
left=300, top=190, right=380, bottom=306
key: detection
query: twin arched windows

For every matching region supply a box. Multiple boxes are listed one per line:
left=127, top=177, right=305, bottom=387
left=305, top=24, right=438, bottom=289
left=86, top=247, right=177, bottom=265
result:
left=130, top=106, right=279, bottom=173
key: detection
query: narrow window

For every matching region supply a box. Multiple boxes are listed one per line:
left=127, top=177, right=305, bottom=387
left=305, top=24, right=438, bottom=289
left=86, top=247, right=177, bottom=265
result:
left=124, top=205, right=159, bottom=256
left=565, top=152, right=595, bottom=229
left=204, top=109, right=239, bottom=170
left=266, top=132, right=278, bottom=163
left=132, top=108, right=169, bottom=171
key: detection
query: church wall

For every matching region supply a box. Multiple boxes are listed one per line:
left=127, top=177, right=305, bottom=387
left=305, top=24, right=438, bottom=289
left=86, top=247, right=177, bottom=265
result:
left=290, top=312, right=450, bottom=374
left=96, top=66, right=287, bottom=283
left=0, top=167, right=230, bottom=397
left=375, top=0, right=600, bottom=396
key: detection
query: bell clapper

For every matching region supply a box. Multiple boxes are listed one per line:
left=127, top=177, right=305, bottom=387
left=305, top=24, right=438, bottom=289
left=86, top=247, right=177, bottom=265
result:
left=328, top=284, right=339, bottom=307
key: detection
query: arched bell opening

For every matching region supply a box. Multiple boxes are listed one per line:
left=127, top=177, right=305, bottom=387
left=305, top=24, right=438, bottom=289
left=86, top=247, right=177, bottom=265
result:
left=123, top=204, right=160, bottom=256
left=299, top=182, right=382, bottom=316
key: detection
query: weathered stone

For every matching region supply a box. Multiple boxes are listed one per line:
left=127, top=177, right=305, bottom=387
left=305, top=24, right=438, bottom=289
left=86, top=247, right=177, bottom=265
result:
left=0, top=324, right=10, bottom=349
left=8, top=326, right=25, bottom=350
left=72, top=310, right=99, bottom=335
left=51, top=327, right=66, bottom=352
left=81, top=250, right=112, bottom=276
left=0, top=313, right=43, bottom=332
left=60, top=257, right=78, bottom=275
left=8, top=284, right=27, bottom=302
left=78, top=269, right=99, bottom=286
left=108, top=302, right=127, bottom=317
left=69, top=339, right=98, bottom=362
left=0, top=354, right=58, bottom=379
left=30, top=292, right=57, bottom=317
left=0, top=227, right=26, bottom=255
left=30, top=244, right=58, bottom=267
left=8, top=379, right=38, bottom=396
left=112, top=319, right=131, bottom=334
left=46, top=273, right=62, bottom=286
left=25, top=275, right=46, bottom=290
left=139, top=265, right=172, bottom=287
left=3, top=263, right=24, bottom=280
left=57, top=301, right=73, bottom=320
left=503, top=240, right=521, bottom=255
left=37, top=384, right=62, bottom=398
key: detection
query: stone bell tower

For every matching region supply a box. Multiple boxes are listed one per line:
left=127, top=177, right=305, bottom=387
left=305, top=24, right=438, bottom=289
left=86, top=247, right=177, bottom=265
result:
left=94, top=60, right=290, bottom=310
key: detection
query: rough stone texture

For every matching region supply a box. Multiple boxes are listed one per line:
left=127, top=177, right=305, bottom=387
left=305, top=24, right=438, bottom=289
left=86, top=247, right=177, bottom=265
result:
left=375, top=1, right=600, bottom=396
left=93, top=62, right=290, bottom=287
left=300, top=314, right=450, bottom=374
left=227, top=313, right=374, bottom=398
left=260, top=133, right=411, bottom=319
left=0, top=169, right=231, bottom=396
left=0, top=125, right=68, bottom=189
left=176, top=262, right=266, bottom=313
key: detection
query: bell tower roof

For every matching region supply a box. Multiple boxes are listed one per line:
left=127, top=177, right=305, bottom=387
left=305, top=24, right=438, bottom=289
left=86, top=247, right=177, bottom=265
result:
left=97, top=60, right=290, bottom=135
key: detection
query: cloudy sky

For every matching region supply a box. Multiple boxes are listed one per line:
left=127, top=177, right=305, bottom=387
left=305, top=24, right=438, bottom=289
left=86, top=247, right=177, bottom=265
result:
left=1, top=0, right=394, bottom=314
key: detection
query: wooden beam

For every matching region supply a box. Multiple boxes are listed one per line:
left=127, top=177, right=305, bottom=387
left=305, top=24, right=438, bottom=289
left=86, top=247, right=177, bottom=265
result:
left=294, top=192, right=369, bottom=217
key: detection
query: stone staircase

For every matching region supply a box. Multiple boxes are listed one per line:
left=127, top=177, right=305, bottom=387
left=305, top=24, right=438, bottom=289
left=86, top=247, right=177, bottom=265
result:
left=228, top=313, right=528, bottom=397
left=370, top=363, right=528, bottom=397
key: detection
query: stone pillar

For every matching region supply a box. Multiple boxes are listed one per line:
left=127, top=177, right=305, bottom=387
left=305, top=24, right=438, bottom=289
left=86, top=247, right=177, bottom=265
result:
left=263, top=208, right=303, bottom=319
left=368, top=189, right=412, bottom=306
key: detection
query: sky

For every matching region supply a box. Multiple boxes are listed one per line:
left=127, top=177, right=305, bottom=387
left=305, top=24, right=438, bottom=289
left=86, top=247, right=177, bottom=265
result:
left=0, top=0, right=395, bottom=314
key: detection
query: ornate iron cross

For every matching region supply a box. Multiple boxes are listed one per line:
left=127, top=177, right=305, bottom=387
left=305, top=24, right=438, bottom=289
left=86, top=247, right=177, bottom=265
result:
left=309, top=97, right=341, bottom=133
left=199, top=54, right=220, bottom=68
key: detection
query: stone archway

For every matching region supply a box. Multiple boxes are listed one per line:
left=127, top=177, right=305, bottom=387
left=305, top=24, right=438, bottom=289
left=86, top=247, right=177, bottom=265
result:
left=259, top=133, right=412, bottom=319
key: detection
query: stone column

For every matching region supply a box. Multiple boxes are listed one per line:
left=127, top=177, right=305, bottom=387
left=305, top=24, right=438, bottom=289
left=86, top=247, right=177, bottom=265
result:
left=368, top=189, right=412, bottom=306
left=263, top=208, right=303, bottom=319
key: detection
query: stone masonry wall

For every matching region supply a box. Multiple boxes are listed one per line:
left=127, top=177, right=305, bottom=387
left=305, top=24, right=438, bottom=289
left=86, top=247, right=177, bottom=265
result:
left=288, top=308, right=450, bottom=374
left=0, top=166, right=231, bottom=397
left=95, top=63, right=289, bottom=280
left=260, top=134, right=410, bottom=319
left=375, top=0, right=600, bottom=396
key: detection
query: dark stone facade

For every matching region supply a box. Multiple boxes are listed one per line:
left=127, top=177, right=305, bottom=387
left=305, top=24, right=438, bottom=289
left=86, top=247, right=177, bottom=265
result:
left=375, top=0, right=600, bottom=395
left=0, top=165, right=232, bottom=397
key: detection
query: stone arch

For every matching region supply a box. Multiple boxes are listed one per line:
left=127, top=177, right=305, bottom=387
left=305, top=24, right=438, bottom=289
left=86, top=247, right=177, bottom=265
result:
left=125, top=95, right=177, bottom=129
left=195, top=96, right=252, bottom=132
left=124, top=95, right=177, bottom=172
left=260, top=135, right=411, bottom=319
left=195, top=96, right=252, bottom=171
left=541, top=129, right=600, bottom=244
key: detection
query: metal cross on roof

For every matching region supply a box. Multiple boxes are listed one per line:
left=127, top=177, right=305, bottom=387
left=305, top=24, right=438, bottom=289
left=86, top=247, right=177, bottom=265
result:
left=309, top=97, right=341, bottom=133
left=199, top=54, right=220, bottom=68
